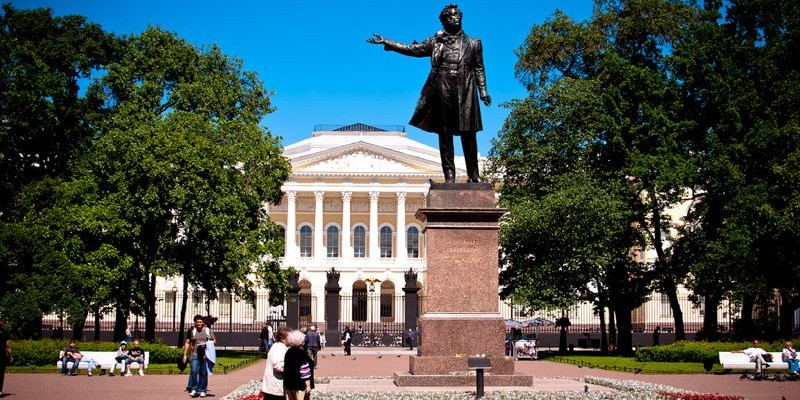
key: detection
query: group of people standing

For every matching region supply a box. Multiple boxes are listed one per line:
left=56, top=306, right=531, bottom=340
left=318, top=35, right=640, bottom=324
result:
left=261, top=326, right=317, bottom=400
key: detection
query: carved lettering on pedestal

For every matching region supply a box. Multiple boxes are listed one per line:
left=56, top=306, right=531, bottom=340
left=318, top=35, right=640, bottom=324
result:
left=442, top=240, right=482, bottom=265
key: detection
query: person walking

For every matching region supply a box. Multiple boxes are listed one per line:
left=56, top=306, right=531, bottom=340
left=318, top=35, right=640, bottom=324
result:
left=404, top=328, right=417, bottom=350
left=261, top=327, right=289, bottom=400
left=183, top=315, right=216, bottom=398
left=304, top=325, right=321, bottom=368
left=342, top=326, right=352, bottom=356
left=284, top=330, right=314, bottom=400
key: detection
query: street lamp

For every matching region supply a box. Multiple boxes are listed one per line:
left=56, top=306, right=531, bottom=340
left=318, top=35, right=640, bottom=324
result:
left=171, top=284, right=178, bottom=331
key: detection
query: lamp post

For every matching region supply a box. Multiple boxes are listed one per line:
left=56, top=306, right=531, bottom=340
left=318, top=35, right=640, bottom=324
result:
left=171, top=284, right=178, bottom=331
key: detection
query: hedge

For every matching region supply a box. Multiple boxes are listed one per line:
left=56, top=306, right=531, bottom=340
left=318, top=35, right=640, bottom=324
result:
left=9, top=339, right=183, bottom=366
left=635, top=340, right=790, bottom=363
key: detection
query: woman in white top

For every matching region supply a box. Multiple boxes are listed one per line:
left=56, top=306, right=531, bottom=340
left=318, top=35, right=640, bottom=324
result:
left=261, top=327, right=290, bottom=400
left=782, top=341, right=799, bottom=374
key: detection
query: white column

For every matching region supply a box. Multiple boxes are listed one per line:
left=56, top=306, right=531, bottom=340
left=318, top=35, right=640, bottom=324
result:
left=396, top=192, right=407, bottom=262
left=314, top=191, right=325, bottom=259
left=341, top=191, right=352, bottom=260
left=286, top=191, right=297, bottom=260
left=369, top=191, right=380, bottom=261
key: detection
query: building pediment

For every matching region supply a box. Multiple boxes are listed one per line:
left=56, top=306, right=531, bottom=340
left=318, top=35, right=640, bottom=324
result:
left=302, top=150, right=419, bottom=173
left=292, top=142, right=442, bottom=175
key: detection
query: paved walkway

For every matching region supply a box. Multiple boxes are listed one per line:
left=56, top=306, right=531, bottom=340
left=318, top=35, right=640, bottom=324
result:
left=2, top=348, right=794, bottom=400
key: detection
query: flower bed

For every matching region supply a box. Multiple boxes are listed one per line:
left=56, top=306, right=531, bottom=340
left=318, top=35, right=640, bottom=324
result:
left=224, top=376, right=741, bottom=400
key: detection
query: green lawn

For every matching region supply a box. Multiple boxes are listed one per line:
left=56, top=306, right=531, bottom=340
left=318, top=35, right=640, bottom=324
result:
left=8, top=350, right=263, bottom=375
left=543, top=353, right=722, bottom=374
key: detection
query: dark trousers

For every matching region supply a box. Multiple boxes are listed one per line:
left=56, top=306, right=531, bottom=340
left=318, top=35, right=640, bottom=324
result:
left=438, top=131, right=479, bottom=182
left=344, top=341, right=351, bottom=355
left=0, top=361, right=6, bottom=392
left=61, top=356, right=79, bottom=375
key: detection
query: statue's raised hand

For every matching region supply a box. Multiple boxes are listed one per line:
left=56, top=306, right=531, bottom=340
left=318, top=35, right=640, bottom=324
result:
left=367, top=33, right=386, bottom=45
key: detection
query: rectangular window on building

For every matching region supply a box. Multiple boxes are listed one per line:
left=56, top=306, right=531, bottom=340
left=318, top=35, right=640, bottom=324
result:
left=660, top=294, right=673, bottom=317
left=380, top=293, right=393, bottom=321
left=220, top=293, right=231, bottom=318
left=192, top=291, right=205, bottom=315
left=327, top=227, right=340, bottom=258
left=380, top=227, right=393, bottom=258
left=245, top=300, right=256, bottom=322
left=353, top=226, right=366, bottom=258
left=406, top=227, right=420, bottom=258
left=165, top=291, right=176, bottom=319
left=300, top=226, right=312, bottom=257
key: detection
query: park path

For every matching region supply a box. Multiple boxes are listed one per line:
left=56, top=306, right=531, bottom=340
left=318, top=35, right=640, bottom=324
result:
left=2, top=348, right=793, bottom=400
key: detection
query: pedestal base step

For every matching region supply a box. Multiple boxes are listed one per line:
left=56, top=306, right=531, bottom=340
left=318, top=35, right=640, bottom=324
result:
left=392, top=371, right=534, bottom=387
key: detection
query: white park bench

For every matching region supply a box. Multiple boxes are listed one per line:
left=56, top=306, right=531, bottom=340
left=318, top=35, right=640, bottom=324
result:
left=718, top=351, right=788, bottom=371
left=56, top=350, right=149, bottom=375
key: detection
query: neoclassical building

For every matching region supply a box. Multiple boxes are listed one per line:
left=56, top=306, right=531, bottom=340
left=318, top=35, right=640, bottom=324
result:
left=265, top=123, right=454, bottom=329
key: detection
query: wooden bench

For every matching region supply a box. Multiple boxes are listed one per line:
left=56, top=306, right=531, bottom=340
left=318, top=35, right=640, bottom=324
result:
left=57, top=350, right=150, bottom=375
left=718, top=351, right=788, bottom=371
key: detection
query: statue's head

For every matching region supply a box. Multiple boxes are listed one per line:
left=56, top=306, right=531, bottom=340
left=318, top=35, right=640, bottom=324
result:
left=439, top=4, right=463, bottom=31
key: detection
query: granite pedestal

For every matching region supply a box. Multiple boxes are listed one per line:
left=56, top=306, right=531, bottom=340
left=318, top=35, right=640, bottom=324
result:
left=394, top=182, right=533, bottom=387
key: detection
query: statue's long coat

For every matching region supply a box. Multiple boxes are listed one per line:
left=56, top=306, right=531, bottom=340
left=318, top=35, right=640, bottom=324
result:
left=383, top=31, right=488, bottom=135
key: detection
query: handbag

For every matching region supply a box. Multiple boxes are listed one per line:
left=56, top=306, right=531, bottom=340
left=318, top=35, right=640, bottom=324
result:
left=177, top=356, right=187, bottom=372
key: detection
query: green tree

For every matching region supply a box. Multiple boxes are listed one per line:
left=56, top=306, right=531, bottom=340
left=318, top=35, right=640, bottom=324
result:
left=86, top=27, right=291, bottom=341
left=0, top=4, right=117, bottom=215
left=671, top=0, right=800, bottom=339
left=492, top=0, right=697, bottom=353
left=0, top=4, right=118, bottom=337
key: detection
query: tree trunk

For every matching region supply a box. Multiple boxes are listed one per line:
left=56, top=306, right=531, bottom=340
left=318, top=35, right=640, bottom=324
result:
left=145, top=273, right=157, bottom=342
left=559, top=327, right=568, bottom=353
left=71, top=312, right=87, bottom=340
left=114, top=306, right=128, bottom=342
left=779, top=289, right=796, bottom=339
left=599, top=305, right=609, bottom=354
left=648, top=195, right=686, bottom=341
left=177, top=278, right=189, bottom=347
left=664, top=282, right=686, bottom=341
left=615, top=308, right=635, bottom=356
left=703, top=295, right=719, bottom=341
left=740, top=295, right=755, bottom=339
left=609, top=306, right=617, bottom=351
left=93, top=306, right=101, bottom=341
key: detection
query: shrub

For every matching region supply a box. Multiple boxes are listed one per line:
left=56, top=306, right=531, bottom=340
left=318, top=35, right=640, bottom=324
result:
left=635, top=340, right=789, bottom=363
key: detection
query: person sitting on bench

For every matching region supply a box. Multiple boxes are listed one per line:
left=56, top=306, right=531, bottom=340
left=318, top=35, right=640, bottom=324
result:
left=735, top=339, right=771, bottom=374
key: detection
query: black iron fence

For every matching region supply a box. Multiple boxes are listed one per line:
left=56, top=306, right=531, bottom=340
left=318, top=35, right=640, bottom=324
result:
left=43, top=289, right=764, bottom=346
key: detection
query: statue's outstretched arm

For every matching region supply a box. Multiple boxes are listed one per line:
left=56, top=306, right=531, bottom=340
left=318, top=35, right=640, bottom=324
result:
left=366, top=33, right=386, bottom=45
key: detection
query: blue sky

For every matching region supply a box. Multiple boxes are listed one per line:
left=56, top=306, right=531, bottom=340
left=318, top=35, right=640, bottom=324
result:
left=13, top=1, right=594, bottom=155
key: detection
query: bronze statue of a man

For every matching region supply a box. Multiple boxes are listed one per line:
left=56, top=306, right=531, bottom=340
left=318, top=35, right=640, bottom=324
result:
left=368, top=3, right=491, bottom=183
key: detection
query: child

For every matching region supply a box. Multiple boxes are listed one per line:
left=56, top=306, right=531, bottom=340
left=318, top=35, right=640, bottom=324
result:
left=109, top=341, right=127, bottom=376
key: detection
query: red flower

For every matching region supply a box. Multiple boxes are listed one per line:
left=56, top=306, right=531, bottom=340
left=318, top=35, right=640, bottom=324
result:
left=659, top=391, right=745, bottom=400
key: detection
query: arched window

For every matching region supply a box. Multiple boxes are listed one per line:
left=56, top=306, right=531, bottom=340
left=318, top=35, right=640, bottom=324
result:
left=326, top=226, right=340, bottom=258
left=406, top=226, right=420, bottom=258
left=299, top=225, right=312, bottom=257
left=380, top=226, right=393, bottom=258
left=353, top=226, right=366, bottom=258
